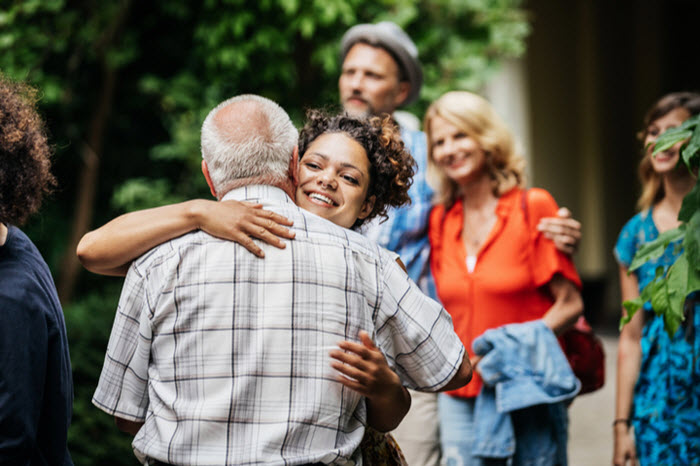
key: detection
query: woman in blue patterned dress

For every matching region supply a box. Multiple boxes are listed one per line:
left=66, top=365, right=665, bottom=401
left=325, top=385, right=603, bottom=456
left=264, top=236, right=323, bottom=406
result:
left=613, top=92, right=700, bottom=466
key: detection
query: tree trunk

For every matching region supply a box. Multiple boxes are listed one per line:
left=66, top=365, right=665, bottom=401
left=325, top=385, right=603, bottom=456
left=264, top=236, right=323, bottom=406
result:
left=56, top=65, right=116, bottom=304
left=56, top=1, right=131, bottom=304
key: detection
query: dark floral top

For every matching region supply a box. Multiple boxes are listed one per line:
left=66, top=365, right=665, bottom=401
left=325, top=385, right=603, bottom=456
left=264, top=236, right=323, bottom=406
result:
left=615, top=210, right=700, bottom=465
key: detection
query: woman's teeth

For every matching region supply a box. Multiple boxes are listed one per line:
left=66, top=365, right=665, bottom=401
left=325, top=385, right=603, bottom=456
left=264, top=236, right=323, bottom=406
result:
left=309, top=192, right=335, bottom=205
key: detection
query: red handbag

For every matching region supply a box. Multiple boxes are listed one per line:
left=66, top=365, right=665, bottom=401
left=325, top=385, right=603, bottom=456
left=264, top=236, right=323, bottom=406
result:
left=520, top=189, right=605, bottom=395
left=557, top=316, right=605, bottom=394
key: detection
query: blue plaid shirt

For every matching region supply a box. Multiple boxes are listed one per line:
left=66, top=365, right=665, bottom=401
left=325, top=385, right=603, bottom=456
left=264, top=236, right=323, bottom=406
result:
left=362, top=127, right=436, bottom=298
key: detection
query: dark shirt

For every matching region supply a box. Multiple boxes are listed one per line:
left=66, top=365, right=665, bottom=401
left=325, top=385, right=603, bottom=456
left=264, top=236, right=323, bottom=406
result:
left=0, top=225, right=73, bottom=465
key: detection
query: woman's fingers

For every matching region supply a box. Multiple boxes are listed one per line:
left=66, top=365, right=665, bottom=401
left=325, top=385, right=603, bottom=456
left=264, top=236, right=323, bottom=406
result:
left=538, top=216, right=581, bottom=255
left=336, top=339, right=375, bottom=361
left=232, top=230, right=266, bottom=258
left=329, top=348, right=369, bottom=371
left=358, top=331, right=378, bottom=351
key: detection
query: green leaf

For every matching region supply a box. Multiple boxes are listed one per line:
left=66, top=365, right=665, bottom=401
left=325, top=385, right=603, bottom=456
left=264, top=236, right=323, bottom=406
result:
left=666, top=254, right=689, bottom=325
left=663, top=309, right=683, bottom=339
left=683, top=210, right=700, bottom=272
left=628, top=226, right=685, bottom=271
left=689, top=264, right=700, bottom=294
left=681, top=120, right=700, bottom=169
left=650, top=273, right=671, bottom=317
left=652, top=127, right=692, bottom=156
left=678, top=179, right=700, bottom=222
left=620, top=297, right=644, bottom=329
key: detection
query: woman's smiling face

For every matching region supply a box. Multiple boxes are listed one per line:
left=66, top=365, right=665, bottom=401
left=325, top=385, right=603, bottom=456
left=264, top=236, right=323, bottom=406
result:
left=645, top=107, right=691, bottom=174
left=296, top=132, right=374, bottom=229
left=429, top=115, right=487, bottom=186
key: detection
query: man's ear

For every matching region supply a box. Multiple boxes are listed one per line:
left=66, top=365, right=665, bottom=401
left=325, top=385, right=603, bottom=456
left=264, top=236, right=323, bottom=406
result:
left=358, top=195, right=376, bottom=220
left=394, top=82, right=410, bottom=107
left=289, top=146, right=300, bottom=186
left=201, top=160, right=218, bottom=199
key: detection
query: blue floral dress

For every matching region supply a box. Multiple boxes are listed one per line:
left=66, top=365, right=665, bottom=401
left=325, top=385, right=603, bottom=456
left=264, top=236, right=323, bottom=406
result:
left=615, top=209, right=700, bottom=465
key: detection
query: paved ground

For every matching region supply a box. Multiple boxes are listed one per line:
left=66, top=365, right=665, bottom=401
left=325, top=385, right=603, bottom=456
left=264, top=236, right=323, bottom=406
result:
left=568, top=333, right=618, bottom=466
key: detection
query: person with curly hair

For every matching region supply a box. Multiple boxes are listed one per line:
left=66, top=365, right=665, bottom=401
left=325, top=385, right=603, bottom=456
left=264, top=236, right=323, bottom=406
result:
left=0, top=76, right=73, bottom=464
left=79, top=104, right=462, bottom=462
left=77, top=110, right=415, bottom=273
left=86, top=95, right=470, bottom=464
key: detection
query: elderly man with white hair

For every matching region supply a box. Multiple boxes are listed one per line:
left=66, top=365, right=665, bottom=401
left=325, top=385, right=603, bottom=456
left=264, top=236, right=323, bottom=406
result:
left=91, top=94, right=471, bottom=465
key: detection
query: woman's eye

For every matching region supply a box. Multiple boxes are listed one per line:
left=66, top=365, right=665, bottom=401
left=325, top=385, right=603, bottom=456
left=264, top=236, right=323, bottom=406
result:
left=305, top=162, right=320, bottom=170
left=343, top=175, right=359, bottom=185
left=455, top=132, right=467, bottom=140
left=647, top=127, right=659, bottom=137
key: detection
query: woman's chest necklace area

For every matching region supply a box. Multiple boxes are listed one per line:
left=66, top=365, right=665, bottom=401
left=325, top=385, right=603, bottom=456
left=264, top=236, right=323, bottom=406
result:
left=461, top=203, right=499, bottom=256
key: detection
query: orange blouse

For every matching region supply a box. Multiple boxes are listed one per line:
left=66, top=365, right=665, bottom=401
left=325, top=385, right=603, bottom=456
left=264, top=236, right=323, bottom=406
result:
left=429, top=187, right=581, bottom=398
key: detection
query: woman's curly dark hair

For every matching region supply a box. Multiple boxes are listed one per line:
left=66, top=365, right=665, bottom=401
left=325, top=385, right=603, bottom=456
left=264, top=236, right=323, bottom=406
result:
left=0, top=76, right=55, bottom=226
left=298, top=110, right=415, bottom=229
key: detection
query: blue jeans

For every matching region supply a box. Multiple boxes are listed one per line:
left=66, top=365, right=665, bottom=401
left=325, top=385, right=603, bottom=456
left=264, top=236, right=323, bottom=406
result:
left=438, top=395, right=565, bottom=466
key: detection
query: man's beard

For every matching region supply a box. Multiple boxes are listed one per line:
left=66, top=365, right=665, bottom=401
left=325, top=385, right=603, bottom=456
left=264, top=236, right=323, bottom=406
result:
left=343, top=95, right=376, bottom=118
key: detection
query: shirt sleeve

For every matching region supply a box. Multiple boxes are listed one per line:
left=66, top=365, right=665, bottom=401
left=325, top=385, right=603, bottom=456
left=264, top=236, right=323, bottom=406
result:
left=374, top=251, right=465, bottom=392
left=614, top=215, right=641, bottom=268
left=0, top=291, right=47, bottom=462
left=92, top=263, right=152, bottom=422
left=526, top=188, right=582, bottom=289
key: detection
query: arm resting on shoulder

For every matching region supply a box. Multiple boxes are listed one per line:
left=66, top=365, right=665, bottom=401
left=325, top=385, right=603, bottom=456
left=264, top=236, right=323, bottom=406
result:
left=541, top=273, right=584, bottom=335
left=613, top=266, right=642, bottom=466
left=537, top=207, right=582, bottom=255
left=77, top=199, right=294, bottom=276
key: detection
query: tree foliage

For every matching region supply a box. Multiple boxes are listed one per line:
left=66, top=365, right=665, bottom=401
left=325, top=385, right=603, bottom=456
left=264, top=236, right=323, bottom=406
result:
left=620, top=114, right=700, bottom=337
left=1, top=1, right=530, bottom=464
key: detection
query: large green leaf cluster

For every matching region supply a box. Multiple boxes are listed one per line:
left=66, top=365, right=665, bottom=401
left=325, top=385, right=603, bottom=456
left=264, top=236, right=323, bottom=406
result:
left=621, top=114, right=700, bottom=337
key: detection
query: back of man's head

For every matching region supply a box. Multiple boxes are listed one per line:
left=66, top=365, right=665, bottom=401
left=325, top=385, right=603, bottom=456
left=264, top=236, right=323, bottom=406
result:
left=201, top=94, right=298, bottom=198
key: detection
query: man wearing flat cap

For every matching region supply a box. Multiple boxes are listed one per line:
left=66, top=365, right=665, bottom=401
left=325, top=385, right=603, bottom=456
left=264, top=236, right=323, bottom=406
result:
left=338, top=21, right=444, bottom=466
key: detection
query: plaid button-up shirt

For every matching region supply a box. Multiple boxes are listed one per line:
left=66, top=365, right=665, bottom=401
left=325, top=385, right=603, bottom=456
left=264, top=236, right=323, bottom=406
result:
left=93, top=185, right=464, bottom=465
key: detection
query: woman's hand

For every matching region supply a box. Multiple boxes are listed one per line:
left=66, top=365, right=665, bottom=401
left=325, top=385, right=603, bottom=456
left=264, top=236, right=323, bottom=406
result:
left=330, top=331, right=403, bottom=400
left=193, top=199, right=295, bottom=258
left=330, top=331, right=410, bottom=432
left=537, top=207, right=582, bottom=255
left=612, top=424, right=637, bottom=466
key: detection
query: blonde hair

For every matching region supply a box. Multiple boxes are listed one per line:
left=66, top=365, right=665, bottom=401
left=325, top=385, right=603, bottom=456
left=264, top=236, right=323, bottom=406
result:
left=636, top=91, right=700, bottom=211
left=424, top=91, right=525, bottom=207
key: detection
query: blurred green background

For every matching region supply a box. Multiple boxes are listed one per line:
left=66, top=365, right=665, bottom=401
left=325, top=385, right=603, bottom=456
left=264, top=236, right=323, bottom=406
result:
left=1, top=0, right=529, bottom=463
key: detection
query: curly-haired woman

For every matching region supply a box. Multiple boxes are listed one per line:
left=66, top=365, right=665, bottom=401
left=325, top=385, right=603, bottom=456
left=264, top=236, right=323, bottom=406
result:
left=77, top=110, right=419, bottom=462
left=0, top=75, right=73, bottom=464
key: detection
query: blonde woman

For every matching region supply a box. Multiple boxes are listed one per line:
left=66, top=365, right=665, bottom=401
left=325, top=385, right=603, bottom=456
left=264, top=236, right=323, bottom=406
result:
left=425, top=91, right=583, bottom=465
left=613, top=92, right=700, bottom=466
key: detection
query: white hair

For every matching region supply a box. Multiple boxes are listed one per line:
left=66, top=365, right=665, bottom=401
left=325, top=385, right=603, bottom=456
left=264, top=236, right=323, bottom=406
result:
left=201, top=94, right=298, bottom=196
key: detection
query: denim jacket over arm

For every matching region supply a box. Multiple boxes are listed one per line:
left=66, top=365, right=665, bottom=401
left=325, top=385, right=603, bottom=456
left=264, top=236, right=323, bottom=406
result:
left=471, top=320, right=580, bottom=464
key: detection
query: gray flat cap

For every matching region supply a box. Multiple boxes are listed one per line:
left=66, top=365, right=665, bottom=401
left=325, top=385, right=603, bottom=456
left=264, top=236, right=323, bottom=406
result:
left=340, top=21, right=423, bottom=106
